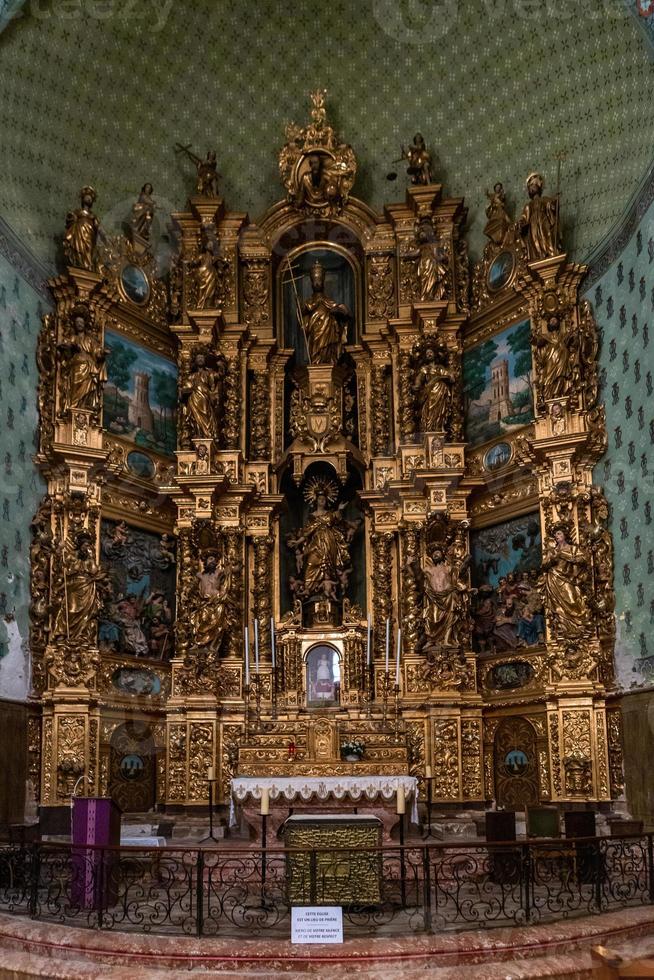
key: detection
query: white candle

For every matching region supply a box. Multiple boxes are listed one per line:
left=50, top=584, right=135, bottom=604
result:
left=260, top=787, right=270, bottom=816
left=270, top=616, right=276, bottom=668
left=396, top=785, right=406, bottom=815
left=254, top=618, right=260, bottom=673
left=366, top=614, right=372, bottom=666
left=395, top=627, right=401, bottom=685
left=244, top=626, right=250, bottom=686
left=385, top=617, right=390, bottom=672
left=425, top=765, right=432, bottom=779
left=207, top=766, right=215, bottom=782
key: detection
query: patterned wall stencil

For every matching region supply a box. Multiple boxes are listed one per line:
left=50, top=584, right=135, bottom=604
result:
left=586, top=189, right=654, bottom=688
left=0, top=0, right=652, bottom=264
left=0, top=252, right=47, bottom=699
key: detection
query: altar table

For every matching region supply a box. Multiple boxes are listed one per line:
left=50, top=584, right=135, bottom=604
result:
left=284, top=814, right=383, bottom=904
left=230, top=774, right=418, bottom=841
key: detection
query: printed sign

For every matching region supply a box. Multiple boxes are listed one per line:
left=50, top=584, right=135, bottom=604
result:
left=291, top=906, right=344, bottom=944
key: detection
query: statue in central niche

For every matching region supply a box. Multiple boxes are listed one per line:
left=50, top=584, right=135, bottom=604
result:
left=286, top=478, right=359, bottom=604
left=302, top=260, right=351, bottom=364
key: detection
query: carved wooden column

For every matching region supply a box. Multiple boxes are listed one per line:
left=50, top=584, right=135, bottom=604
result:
left=222, top=348, right=242, bottom=450
left=248, top=359, right=272, bottom=460
left=400, top=523, right=422, bottom=657
left=251, top=534, right=274, bottom=660
left=371, top=530, right=395, bottom=662
left=370, top=357, right=391, bottom=456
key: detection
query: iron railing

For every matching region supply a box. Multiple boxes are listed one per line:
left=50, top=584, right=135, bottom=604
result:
left=0, top=834, right=650, bottom=937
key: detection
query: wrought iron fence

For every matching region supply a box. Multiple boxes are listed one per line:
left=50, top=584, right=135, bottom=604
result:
left=0, top=834, right=651, bottom=937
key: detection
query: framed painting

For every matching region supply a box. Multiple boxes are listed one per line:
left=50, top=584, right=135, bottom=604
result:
left=463, top=319, right=534, bottom=448
left=470, top=513, right=543, bottom=654
left=99, top=519, right=176, bottom=661
left=103, top=330, right=177, bottom=457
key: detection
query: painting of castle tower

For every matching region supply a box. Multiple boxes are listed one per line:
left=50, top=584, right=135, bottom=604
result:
left=102, top=330, right=177, bottom=457
left=488, top=359, right=513, bottom=423
left=463, top=319, right=534, bottom=448
left=128, top=373, right=155, bottom=432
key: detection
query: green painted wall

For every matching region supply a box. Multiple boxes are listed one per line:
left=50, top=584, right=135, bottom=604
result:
left=0, top=0, right=652, bottom=263
left=586, top=182, right=654, bottom=689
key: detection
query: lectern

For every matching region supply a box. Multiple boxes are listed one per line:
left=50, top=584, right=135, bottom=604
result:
left=71, top=797, right=121, bottom=910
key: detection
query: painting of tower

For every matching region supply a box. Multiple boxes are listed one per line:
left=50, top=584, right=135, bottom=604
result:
left=488, top=358, right=512, bottom=423
left=128, top=372, right=154, bottom=432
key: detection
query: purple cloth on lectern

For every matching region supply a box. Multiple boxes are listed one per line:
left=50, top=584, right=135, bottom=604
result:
left=71, top=798, right=121, bottom=909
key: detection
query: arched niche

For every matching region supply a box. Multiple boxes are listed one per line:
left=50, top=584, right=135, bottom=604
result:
left=305, top=642, right=341, bottom=708
left=277, top=242, right=359, bottom=365
left=278, top=460, right=365, bottom=619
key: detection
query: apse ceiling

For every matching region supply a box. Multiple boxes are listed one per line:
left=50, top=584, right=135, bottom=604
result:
left=0, top=0, right=653, bottom=266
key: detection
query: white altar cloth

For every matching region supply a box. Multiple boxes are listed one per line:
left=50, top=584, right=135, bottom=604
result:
left=230, top=775, right=418, bottom=825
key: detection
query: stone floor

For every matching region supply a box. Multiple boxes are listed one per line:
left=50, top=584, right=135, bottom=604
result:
left=1, top=905, right=654, bottom=978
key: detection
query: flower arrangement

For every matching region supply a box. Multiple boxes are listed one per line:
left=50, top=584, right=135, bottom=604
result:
left=341, top=739, right=365, bottom=761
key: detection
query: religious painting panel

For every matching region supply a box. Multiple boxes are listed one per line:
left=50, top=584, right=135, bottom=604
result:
left=279, top=246, right=357, bottom=365
left=103, top=329, right=177, bottom=457
left=463, top=319, right=534, bottom=447
left=306, top=644, right=340, bottom=708
left=99, top=519, right=176, bottom=661
left=470, top=513, right=542, bottom=655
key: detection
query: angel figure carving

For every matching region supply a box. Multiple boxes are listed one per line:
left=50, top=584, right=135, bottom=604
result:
left=175, top=143, right=221, bottom=197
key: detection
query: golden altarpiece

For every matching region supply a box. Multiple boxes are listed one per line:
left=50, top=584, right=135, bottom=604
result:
left=29, top=92, right=623, bottom=820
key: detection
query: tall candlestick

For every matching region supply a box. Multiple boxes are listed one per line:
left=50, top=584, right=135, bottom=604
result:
left=385, top=617, right=390, bottom=672
left=254, top=618, right=260, bottom=673
left=395, top=627, right=401, bottom=685
left=366, top=614, right=372, bottom=666
left=270, top=616, right=276, bottom=668
left=244, top=626, right=250, bottom=686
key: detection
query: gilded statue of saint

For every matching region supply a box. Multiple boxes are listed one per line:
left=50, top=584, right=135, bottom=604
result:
left=63, top=187, right=100, bottom=270
left=414, top=344, right=454, bottom=434
left=52, top=532, right=110, bottom=645
left=181, top=352, right=224, bottom=442
left=518, top=173, right=560, bottom=261
left=422, top=545, right=470, bottom=650
left=175, top=143, right=221, bottom=197
left=294, top=152, right=352, bottom=214
left=416, top=222, right=448, bottom=302
left=131, top=183, right=156, bottom=242
left=286, top=480, right=359, bottom=602
left=541, top=528, right=591, bottom=641
left=193, top=552, right=234, bottom=653
left=59, top=304, right=107, bottom=415
left=302, top=260, right=351, bottom=364
left=189, top=227, right=226, bottom=310
left=484, top=182, right=512, bottom=245
left=401, top=133, right=433, bottom=185
left=535, top=315, right=575, bottom=401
